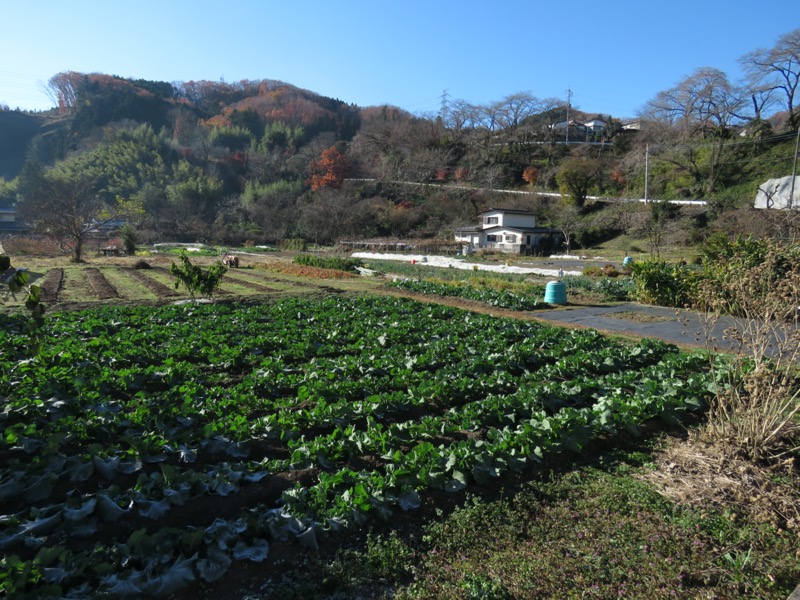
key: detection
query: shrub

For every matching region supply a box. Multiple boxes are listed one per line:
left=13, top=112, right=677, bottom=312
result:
left=596, top=277, right=635, bottom=301
left=582, top=266, right=602, bottom=277
left=280, top=238, right=307, bottom=251
left=170, top=253, right=227, bottom=299
left=293, top=254, right=363, bottom=272
left=630, top=260, right=699, bottom=307
left=695, top=240, right=800, bottom=460
left=119, top=223, right=138, bottom=255
left=601, top=264, right=620, bottom=277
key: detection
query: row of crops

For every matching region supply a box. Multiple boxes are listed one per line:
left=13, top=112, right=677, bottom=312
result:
left=0, top=295, right=724, bottom=597
left=386, top=278, right=548, bottom=310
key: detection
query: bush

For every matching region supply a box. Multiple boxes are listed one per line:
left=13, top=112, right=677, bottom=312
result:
left=119, top=223, right=138, bottom=255
left=582, top=266, right=602, bottom=277
left=596, top=277, right=635, bottom=301
left=700, top=235, right=800, bottom=319
left=170, top=253, right=227, bottom=298
left=630, top=260, right=699, bottom=307
left=602, top=264, right=620, bottom=277
left=293, top=254, right=363, bottom=272
left=695, top=240, right=800, bottom=460
left=280, top=238, right=307, bottom=251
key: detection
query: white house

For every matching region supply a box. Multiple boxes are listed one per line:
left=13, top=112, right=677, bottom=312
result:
left=455, top=208, right=559, bottom=255
left=583, top=118, right=607, bottom=134
left=550, top=118, right=608, bottom=141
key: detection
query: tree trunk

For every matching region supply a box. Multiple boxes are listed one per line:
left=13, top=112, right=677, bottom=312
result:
left=71, top=236, right=83, bottom=263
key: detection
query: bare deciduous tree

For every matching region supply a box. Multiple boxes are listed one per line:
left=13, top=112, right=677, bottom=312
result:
left=740, top=28, right=800, bottom=130
left=18, top=162, right=143, bottom=262
left=642, top=68, right=746, bottom=194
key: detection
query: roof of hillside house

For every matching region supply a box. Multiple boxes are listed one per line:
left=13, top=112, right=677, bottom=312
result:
left=482, top=225, right=556, bottom=234
left=478, top=207, right=535, bottom=215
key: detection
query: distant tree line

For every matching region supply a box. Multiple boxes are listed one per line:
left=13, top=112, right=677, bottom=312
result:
left=3, top=28, right=797, bottom=254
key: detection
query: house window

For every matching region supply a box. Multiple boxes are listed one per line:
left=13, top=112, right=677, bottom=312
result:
left=505, top=235, right=517, bottom=243
left=486, top=234, right=499, bottom=242
left=484, top=216, right=499, bottom=225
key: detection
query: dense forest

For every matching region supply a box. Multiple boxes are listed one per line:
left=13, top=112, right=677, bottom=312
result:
left=0, top=28, right=798, bottom=249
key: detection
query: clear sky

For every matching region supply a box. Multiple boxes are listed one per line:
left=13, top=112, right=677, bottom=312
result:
left=1, top=0, right=797, bottom=120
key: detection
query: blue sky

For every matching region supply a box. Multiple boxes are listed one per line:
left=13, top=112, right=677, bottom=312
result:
left=1, top=0, right=797, bottom=119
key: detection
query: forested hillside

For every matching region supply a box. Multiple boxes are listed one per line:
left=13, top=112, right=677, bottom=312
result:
left=0, top=111, right=67, bottom=180
left=1, top=28, right=798, bottom=249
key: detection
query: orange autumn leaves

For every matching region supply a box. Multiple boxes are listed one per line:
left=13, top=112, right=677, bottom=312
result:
left=306, top=145, right=349, bottom=191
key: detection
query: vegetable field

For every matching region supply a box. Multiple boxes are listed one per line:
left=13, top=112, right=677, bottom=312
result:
left=0, top=295, right=720, bottom=598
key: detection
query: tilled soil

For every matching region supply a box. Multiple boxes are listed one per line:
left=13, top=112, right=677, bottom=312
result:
left=125, top=267, right=182, bottom=298
left=38, top=268, right=64, bottom=302
left=84, top=268, right=119, bottom=300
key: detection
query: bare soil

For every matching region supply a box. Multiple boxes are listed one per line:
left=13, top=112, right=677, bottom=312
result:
left=125, top=267, right=182, bottom=298
left=84, top=267, right=119, bottom=300
left=38, top=268, right=63, bottom=302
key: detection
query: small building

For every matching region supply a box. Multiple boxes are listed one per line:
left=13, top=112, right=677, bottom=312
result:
left=0, top=206, right=26, bottom=233
left=583, top=118, right=607, bottom=134
left=550, top=119, right=587, bottom=139
left=454, top=208, right=559, bottom=255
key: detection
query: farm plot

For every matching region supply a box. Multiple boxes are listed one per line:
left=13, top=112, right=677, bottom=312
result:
left=387, top=278, right=548, bottom=311
left=0, top=296, right=722, bottom=598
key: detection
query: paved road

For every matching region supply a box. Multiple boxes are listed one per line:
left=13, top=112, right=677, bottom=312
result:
left=534, top=303, right=740, bottom=352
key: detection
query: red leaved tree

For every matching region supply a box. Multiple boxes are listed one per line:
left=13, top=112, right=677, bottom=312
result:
left=522, top=166, right=539, bottom=187
left=306, top=145, right=349, bottom=191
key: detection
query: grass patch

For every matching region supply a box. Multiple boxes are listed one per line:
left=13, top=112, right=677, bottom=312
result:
left=254, top=441, right=799, bottom=600
left=98, top=267, right=158, bottom=301
left=57, top=267, right=95, bottom=303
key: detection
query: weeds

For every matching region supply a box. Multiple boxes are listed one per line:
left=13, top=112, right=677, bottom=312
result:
left=694, top=239, right=800, bottom=460
left=393, top=460, right=799, bottom=599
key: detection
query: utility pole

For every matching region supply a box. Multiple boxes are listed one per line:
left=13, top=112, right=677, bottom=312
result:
left=791, top=127, right=799, bottom=208
left=565, top=87, right=572, bottom=143
left=644, top=144, right=650, bottom=204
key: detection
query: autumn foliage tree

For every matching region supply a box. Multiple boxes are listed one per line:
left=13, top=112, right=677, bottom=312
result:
left=522, top=166, right=539, bottom=187
left=306, top=145, right=349, bottom=191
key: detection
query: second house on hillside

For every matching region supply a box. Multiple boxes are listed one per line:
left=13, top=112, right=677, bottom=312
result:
left=455, top=208, right=560, bottom=255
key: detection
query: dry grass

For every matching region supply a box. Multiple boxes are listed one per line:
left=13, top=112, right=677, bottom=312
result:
left=640, top=436, right=800, bottom=532
left=694, top=241, right=800, bottom=462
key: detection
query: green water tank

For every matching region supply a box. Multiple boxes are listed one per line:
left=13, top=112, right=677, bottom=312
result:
left=544, top=280, right=567, bottom=305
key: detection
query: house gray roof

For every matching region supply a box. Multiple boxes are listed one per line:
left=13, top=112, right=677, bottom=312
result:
left=478, top=207, right=535, bottom=216
left=482, top=225, right=556, bottom=234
